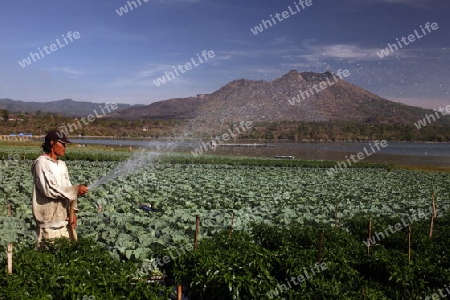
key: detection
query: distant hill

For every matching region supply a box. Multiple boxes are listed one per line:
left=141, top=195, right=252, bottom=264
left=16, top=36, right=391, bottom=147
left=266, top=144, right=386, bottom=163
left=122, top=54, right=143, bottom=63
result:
left=1, top=72, right=449, bottom=141
left=0, top=98, right=142, bottom=117
left=2, top=71, right=449, bottom=142
left=109, top=70, right=441, bottom=126
left=111, top=95, right=210, bottom=119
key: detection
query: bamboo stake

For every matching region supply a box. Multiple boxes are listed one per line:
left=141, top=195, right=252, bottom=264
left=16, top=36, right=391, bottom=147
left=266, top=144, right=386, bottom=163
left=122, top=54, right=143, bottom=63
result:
left=98, top=204, right=103, bottom=213
left=7, top=204, right=11, bottom=216
left=429, top=193, right=437, bottom=238
left=68, top=202, right=77, bottom=241
left=228, top=212, right=235, bottom=238
left=408, top=226, right=412, bottom=264
left=177, top=285, right=183, bottom=300
left=7, top=243, right=12, bottom=275
left=316, top=230, right=324, bottom=263
left=429, top=216, right=435, bottom=239
left=334, top=205, right=339, bottom=227
left=194, top=215, right=200, bottom=251
left=432, top=193, right=437, bottom=218
left=180, top=215, right=200, bottom=300
left=368, top=220, right=372, bottom=256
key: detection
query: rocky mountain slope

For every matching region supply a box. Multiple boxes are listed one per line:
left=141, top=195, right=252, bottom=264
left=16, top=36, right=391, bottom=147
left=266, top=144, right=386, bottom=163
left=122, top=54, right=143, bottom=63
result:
left=110, top=70, right=430, bottom=125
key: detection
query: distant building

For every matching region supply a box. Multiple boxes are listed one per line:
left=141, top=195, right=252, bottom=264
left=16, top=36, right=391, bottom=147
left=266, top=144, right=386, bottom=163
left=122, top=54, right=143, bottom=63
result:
left=7, top=115, right=23, bottom=122
left=4, top=133, right=32, bottom=141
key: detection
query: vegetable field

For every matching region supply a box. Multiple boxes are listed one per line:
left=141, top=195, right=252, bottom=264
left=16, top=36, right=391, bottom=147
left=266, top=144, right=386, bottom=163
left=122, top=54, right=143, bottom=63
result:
left=1, top=157, right=449, bottom=256
left=0, top=145, right=450, bottom=299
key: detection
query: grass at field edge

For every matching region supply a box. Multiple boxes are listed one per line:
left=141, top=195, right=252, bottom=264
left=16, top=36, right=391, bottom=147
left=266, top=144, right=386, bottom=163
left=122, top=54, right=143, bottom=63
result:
left=1, top=141, right=449, bottom=172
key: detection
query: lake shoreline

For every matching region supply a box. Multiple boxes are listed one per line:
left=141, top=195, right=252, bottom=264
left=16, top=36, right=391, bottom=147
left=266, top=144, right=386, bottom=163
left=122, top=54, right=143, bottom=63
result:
left=2, top=139, right=449, bottom=169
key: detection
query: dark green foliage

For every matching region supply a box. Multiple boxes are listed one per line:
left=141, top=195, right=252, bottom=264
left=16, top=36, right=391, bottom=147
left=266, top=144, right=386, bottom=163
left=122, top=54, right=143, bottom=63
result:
left=161, top=154, right=391, bottom=170
left=1, top=110, right=8, bottom=123
left=0, top=150, right=130, bottom=161
left=249, top=120, right=450, bottom=142
left=1, top=216, right=450, bottom=299
left=170, top=217, right=450, bottom=300
left=0, top=238, right=171, bottom=300
left=63, top=151, right=129, bottom=161
left=172, top=231, right=277, bottom=300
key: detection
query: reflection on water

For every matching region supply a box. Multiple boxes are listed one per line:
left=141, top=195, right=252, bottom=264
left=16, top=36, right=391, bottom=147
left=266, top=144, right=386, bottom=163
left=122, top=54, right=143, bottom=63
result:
left=71, top=139, right=450, bottom=167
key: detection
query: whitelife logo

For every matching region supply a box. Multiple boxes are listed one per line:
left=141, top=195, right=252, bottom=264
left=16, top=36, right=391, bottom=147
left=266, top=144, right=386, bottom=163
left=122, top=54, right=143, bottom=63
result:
left=288, top=69, right=350, bottom=106
left=376, top=22, right=439, bottom=59
left=133, top=243, right=194, bottom=278
left=58, top=102, right=119, bottom=136
left=18, top=31, right=81, bottom=68
left=191, top=121, right=253, bottom=157
left=266, top=262, right=328, bottom=298
left=420, top=284, right=450, bottom=300
left=153, top=50, right=215, bottom=87
left=115, top=0, right=149, bottom=16
left=250, top=0, right=313, bottom=35
left=414, top=105, right=450, bottom=129
left=363, top=209, right=429, bottom=247
left=326, top=140, right=388, bottom=176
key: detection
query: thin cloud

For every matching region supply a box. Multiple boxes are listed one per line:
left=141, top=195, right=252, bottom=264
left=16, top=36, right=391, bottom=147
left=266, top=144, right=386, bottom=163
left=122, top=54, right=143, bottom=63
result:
left=280, top=62, right=318, bottom=69
left=223, top=39, right=255, bottom=46
left=298, top=41, right=407, bottom=62
left=377, top=0, right=426, bottom=3
left=111, top=60, right=216, bottom=88
left=320, top=44, right=380, bottom=59
left=138, top=64, right=173, bottom=78
left=269, top=36, right=294, bottom=45
left=46, top=67, right=85, bottom=75
left=222, top=48, right=297, bottom=58
left=225, top=42, right=397, bottom=63
left=366, top=0, right=432, bottom=9
left=111, top=64, right=172, bottom=87
left=156, top=0, right=200, bottom=4
left=209, top=54, right=231, bottom=66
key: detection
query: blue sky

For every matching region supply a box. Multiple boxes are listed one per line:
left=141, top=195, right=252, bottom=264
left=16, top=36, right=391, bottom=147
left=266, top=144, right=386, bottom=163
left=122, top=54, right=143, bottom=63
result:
left=1, top=0, right=448, bottom=108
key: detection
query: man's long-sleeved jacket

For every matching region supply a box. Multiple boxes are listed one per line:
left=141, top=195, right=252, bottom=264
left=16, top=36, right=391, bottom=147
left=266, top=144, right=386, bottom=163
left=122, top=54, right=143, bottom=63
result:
left=31, top=155, right=78, bottom=229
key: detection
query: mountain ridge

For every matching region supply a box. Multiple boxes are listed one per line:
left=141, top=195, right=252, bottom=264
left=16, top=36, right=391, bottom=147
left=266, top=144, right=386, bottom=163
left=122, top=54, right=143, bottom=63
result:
left=0, top=98, right=141, bottom=117
left=108, top=70, right=436, bottom=126
left=1, top=70, right=445, bottom=128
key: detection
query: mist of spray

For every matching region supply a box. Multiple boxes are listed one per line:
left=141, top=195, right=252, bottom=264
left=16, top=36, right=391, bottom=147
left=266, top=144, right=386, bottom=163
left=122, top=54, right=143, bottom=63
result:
left=86, top=117, right=206, bottom=192
left=87, top=141, right=180, bottom=191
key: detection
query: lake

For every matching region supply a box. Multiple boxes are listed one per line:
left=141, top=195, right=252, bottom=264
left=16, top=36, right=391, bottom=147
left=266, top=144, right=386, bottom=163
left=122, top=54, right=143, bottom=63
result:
left=71, top=139, right=450, bottom=167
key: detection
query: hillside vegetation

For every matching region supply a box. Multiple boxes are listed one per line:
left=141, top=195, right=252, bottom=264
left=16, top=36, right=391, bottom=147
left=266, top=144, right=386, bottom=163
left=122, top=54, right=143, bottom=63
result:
left=1, top=111, right=449, bottom=141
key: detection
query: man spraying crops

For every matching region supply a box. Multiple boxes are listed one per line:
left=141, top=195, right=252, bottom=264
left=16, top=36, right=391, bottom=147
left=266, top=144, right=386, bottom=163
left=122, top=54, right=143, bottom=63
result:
left=31, top=130, right=88, bottom=246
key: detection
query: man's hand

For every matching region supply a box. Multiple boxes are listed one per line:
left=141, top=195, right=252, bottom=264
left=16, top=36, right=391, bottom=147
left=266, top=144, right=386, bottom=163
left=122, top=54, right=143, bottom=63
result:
left=77, top=185, right=89, bottom=196
left=70, top=212, right=78, bottom=228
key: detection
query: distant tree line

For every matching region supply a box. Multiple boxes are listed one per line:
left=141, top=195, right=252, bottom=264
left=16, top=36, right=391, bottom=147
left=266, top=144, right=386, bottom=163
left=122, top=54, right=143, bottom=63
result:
left=249, top=120, right=450, bottom=142
left=1, top=109, right=8, bottom=122
left=0, top=111, right=449, bottom=142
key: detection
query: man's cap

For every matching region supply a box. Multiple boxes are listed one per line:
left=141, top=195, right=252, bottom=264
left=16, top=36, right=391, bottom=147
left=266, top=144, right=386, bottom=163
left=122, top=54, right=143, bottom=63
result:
left=44, top=130, right=71, bottom=143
